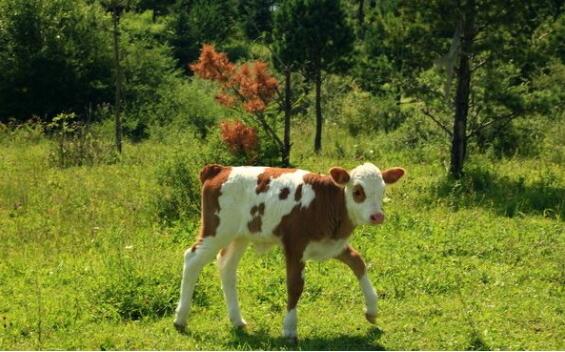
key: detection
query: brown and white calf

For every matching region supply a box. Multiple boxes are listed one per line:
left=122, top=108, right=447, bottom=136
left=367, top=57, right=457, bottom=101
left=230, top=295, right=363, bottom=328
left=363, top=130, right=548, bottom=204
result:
left=173, top=162, right=405, bottom=340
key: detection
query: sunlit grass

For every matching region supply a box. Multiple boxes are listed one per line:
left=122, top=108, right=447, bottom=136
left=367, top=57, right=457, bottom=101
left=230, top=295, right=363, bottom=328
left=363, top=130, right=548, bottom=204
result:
left=0, top=124, right=563, bottom=350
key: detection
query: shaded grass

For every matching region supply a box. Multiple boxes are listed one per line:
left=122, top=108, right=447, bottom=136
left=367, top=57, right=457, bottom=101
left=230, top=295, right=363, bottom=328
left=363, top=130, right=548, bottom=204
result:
left=431, top=162, right=564, bottom=220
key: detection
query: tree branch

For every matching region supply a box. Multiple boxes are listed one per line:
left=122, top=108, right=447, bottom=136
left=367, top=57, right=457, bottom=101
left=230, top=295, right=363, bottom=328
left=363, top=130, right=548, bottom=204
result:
left=466, top=112, right=518, bottom=139
left=422, top=108, right=453, bottom=136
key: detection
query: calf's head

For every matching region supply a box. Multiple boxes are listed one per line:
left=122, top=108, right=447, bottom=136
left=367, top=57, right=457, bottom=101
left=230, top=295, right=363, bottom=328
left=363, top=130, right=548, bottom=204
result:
left=330, top=163, right=405, bottom=226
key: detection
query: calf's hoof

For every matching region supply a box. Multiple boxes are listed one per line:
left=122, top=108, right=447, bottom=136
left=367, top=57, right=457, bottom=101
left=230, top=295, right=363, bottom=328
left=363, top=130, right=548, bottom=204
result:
left=233, top=320, right=248, bottom=330
left=173, top=321, right=186, bottom=333
left=365, top=312, right=377, bottom=324
left=285, top=336, right=298, bottom=345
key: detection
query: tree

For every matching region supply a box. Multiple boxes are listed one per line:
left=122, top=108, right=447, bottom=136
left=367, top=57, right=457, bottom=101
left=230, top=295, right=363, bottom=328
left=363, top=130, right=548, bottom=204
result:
left=393, top=0, right=561, bottom=178
left=169, top=0, right=237, bottom=71
left=0, top=0, right=113, bottom=122
left=238, top=0, right=275, bottom=40
left=136, top=0, right=175, bottom=21
left=273, top=0, right=354, bottom=153
left=190, top=45, right=294, bottom=165
left=101, top=0, right=137, bottom=154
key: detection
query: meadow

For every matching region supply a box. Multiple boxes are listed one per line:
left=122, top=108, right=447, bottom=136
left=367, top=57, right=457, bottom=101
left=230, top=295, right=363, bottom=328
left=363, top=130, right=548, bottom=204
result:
left=0, top=118, right=563, bottom=350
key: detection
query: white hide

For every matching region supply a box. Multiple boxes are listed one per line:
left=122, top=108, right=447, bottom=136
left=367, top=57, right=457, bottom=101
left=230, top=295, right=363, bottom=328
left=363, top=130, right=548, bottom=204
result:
left=359, top=273, right=378, bottom=316
left=345, top=163, right=386, bottom=226
left=303, top=238, right=348, bottom=261
left=216, top=167, right=315, bottom=241
left=283, top=308, right=298, bottom=338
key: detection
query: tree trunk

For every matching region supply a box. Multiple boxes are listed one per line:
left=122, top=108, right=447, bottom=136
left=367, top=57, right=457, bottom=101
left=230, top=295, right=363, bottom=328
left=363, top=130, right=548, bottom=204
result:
left=357, top=0, right=365, bottom=37
left=450, top=0, right=475, bottom=179
left=314, top=69, right=322, bottom=153
left=113, top=8, right=122, bottom=154
left=282, top=67, right=292, bottom=166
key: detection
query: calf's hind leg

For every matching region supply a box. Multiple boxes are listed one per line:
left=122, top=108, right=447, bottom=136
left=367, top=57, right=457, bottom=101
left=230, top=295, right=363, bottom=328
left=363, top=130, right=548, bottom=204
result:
left=217, top=237, right=249, bottom=328
left=282, top=251, right=306, bottom=342
left=174, top=236, right=226, bottom=330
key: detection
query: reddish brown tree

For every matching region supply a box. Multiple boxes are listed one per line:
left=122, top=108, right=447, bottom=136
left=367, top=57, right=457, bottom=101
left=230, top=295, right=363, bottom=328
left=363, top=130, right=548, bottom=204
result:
left=190, top=44, right=290, bottom=165
left=219, top=120, right=259, bottom=162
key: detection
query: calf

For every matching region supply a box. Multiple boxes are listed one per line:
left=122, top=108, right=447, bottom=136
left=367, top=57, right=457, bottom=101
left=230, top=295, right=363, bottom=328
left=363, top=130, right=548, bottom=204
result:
left=173, top=162, right=405, bottom=341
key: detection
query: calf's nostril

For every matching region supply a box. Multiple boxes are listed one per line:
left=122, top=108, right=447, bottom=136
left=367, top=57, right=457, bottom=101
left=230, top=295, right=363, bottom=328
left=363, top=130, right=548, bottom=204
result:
left=370, top=213, right=385, bottom=223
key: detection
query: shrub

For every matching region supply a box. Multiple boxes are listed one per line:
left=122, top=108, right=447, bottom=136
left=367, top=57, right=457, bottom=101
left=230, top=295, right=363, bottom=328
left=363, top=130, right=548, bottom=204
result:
left=219, top=120, right=259, bottom=163
left=47, top=113, right=117, bottom=168
left=154, top=152, right=202, bottom=224
left=338, top=88, right=406, bottom=136
left=0, top=117, right=45, bottom=145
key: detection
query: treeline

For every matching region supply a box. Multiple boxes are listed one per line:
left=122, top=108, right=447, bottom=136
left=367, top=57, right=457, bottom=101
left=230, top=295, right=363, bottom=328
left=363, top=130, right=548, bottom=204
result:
left=0, top=0, right=563, bottom=176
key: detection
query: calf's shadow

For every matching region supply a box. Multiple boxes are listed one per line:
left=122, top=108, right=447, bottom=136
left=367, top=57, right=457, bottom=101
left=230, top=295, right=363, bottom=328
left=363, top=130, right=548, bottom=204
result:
left=228, top=326, right=386, bottom=350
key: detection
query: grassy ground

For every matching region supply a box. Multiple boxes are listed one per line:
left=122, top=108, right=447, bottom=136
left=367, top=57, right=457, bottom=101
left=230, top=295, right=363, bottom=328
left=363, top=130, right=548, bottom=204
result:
left=0, top=123, right=563, bottom=350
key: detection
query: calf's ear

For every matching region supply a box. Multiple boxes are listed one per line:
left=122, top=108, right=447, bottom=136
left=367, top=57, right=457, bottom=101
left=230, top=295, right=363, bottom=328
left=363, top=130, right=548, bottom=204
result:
left=329, top=167, right=351, bottom=186
left=382, top=167, right=405, bottom=184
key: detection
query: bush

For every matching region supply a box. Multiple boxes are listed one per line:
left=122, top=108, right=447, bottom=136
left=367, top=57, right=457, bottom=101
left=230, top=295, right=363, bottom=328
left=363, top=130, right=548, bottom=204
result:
left=335, top=86, right=406, bottom=137
left=0, top=118, right=45, bottom=145
left=474, top=118, right=546, bottom=158
left=47, top=113, right=118, bottom=168
left=154, top=151, right=203, bottom=224
left=219, top=120, right=259, bottom=163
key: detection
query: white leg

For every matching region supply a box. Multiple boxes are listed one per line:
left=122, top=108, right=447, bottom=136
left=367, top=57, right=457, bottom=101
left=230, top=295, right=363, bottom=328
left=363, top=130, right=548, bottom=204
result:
left=283, top=308, right=298, bottom=339
left=359, top=273, right=378, bottom=323
left=217, top=237, right=249, bottom=327
left=174, top=237, right=224, bottom=329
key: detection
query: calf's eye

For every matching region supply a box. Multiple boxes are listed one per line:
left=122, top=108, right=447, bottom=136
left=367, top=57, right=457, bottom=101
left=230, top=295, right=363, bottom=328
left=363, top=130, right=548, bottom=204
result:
left=352, top=185, right=366, bottom=203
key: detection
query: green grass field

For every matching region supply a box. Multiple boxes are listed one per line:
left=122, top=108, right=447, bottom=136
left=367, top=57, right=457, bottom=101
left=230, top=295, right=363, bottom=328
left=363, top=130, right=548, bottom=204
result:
left=1, top=123, right=563, bottom=350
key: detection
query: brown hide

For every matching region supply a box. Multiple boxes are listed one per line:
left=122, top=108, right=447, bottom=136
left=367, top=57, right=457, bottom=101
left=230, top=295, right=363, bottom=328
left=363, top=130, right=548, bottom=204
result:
left=274, top=173, right=355, bottom=254
left=199, top=166, right=232, bottom=238
left=256, top=168, right=297, bottom=194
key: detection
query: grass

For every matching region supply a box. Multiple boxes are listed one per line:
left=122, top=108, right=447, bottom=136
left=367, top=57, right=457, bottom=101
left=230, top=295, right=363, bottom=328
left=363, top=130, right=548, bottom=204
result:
left=0, top=122, right=564, bottom=350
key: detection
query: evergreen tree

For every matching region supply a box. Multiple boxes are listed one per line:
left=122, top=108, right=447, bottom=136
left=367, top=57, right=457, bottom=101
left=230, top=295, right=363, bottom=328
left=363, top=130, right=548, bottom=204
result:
left=371, top=0, right=562, bottom=178
left=0, top=0, right=113, bottom=122
left=273, top=0, right=354, bottom=153
left=169, top=0, right=237, bottom=70
left=238, top=0, right=275, bottom=40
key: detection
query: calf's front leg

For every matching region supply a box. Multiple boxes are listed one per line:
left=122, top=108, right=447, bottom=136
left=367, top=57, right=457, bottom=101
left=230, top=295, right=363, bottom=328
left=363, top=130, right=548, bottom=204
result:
left=335, top=245, right=378, bottom=323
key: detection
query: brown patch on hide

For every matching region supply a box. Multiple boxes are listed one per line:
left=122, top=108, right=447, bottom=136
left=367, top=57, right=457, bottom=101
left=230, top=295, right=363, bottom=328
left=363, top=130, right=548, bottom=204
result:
left=294, top=184, right=303, bottom=201
left=248, top=202, right=265, bottom=233
left=255, top=167, right=297, bottom=194
left=335, top=245, right=366, bottom=279
left=274, top=172, right=355, bottom=248
left=199, top=166, right=232, bottom=238
left=247, top=215, right=262, bottom=233
left=279, top=187, right=290, bottom=200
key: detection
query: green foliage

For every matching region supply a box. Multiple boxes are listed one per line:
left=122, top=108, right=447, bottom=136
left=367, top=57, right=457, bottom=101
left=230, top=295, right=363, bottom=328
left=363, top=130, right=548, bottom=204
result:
left=118, top=10, right=182, bottom=139
left=47, top=113, right=118, bottom=168
left=432, top=161, right=565, bottom=220
left=96, top=252, right=179, bottom=321
left=338, top=88, right=406, bottom=136
left=168, top=0, right=237, bottom=69
left=0, top=0, right=113, bottom=122
left=272, top=0, right=354, bottom=76
left=238, top=0, right=275, bottom=40
left=154, top=151, right=203, bottom=223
